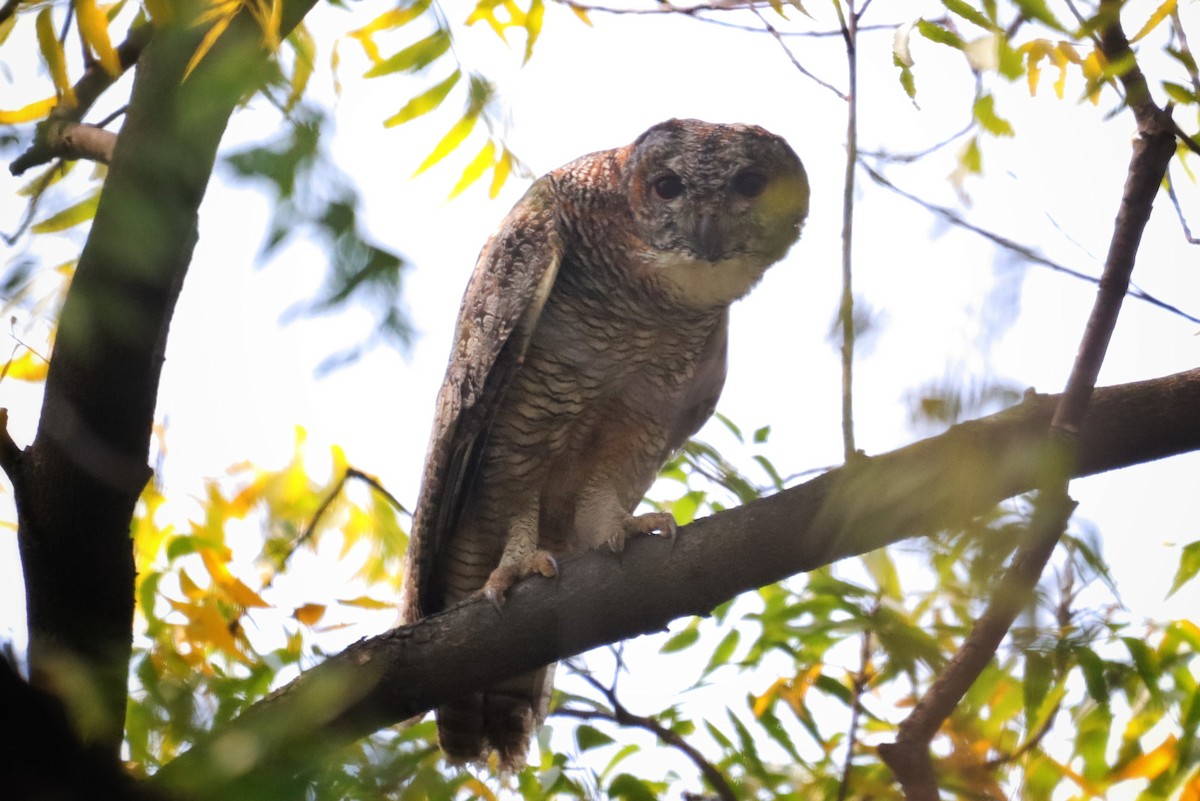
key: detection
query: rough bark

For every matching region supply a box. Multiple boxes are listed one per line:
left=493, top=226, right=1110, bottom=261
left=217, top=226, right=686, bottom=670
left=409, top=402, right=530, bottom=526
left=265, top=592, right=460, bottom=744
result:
left=151, top=366, right=1200, bottom=799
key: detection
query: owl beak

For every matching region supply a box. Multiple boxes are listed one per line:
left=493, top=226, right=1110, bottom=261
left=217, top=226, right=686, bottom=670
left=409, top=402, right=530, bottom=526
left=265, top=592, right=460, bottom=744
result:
left=694, top=212, right=725, bottom=262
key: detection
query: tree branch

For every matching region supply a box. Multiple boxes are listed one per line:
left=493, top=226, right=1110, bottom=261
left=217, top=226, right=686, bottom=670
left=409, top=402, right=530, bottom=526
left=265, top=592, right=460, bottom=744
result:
left=878, top=6, right=1178, bottom=797
left=9, top=24, right=152, bottom=177
left=149, top=366, right=1200, bottom=800
left=14, top=0, right=322, bottom=760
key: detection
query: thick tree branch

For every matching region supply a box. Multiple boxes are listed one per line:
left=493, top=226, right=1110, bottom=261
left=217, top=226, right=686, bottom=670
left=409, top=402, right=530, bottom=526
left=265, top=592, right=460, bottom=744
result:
left=14, top=0, right=320, bottom=759
left=149, top=366, right=1200, bottom=800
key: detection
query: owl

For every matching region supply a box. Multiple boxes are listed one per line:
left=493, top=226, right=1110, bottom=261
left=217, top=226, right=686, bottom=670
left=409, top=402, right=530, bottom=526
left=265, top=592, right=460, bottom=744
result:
left=401, top=118, right=808, bottom=770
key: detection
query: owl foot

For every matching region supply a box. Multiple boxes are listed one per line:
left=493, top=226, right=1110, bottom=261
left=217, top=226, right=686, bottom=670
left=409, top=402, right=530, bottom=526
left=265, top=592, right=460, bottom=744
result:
left=606, top=511, right=677, bottom=552
left=476, top=550, right=559, bottom=611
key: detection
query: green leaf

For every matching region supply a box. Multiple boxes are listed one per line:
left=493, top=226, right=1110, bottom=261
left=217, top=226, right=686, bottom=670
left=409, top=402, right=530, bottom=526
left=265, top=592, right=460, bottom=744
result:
left=1075, top=646, right=1108, bottom=703
left=32, top=190, right=101, bottom=233
left=1168, top=540, right=1200, bottom=597
left=894, top=52, right=917, bottom=101
left=608, top=774, right=659, bottom=801
left=916, top=18, right=965, bottom=49
left=384, top=70, right=461, bottom=128
left=973, top=93, right=1015, bottom=136
left=1022, top=650, right=1052, bottom=728
left=1124, top=637, right=1163, bottom=702
left=752, top=425, right=770, bottom=444
left=941, top=0, right=995, bottom=31
left=364, top=29, right=451, bottom=78
left=1011, top=0, right=1064, bottom=31
left=701, top=629, right=740, bottom=677
left=660, top=622, right=700, bottom=654
left=575, top=724, right=615, bottom=752
left=1162, top=81, right=1197, bottom=106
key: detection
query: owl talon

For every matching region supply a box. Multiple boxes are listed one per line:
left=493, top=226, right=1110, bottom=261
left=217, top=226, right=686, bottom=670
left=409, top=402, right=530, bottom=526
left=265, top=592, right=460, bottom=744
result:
left=607, top=511, right=678, bottom=552
left=474, top=549, right=559, bottom=610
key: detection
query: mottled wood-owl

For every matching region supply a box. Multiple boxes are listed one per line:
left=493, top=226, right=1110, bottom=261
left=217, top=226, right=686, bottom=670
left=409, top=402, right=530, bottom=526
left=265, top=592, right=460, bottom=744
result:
left=401, top=118, right=808, bottom=770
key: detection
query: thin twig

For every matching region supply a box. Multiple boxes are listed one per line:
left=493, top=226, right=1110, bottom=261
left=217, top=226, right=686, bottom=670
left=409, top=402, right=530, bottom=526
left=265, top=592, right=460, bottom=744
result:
left=749, top=6, right=847, bottom=99
left=858, top=120, right=973, bottom=164
left=836, top=620, right=875, bottom=801
left=560, top=0, right=896, bottom=36
left=1167, top=170, right=1199, bottom=245
left=557, top=669, right=737, bottom=801
left=860, top=161, right=1200, bottom=325
left=836, top=0, right=858, bottom=460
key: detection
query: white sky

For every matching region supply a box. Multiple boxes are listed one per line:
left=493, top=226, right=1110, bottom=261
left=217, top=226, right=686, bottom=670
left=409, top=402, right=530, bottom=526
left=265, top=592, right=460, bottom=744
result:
left=2, top=0, right=1200, bottom=794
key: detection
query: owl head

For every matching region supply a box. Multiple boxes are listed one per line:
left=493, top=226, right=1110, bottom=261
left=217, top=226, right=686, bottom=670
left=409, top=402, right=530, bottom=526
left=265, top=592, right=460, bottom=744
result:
left=622, top=118, right=809, bottom=307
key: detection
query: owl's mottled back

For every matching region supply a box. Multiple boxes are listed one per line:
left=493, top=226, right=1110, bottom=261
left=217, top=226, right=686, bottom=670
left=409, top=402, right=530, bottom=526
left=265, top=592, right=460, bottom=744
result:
left=402, top=119, right=807, bottom=771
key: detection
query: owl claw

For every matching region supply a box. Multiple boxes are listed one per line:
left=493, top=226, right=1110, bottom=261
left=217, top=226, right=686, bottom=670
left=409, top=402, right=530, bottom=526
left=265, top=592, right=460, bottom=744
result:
left=474, top=549, right=559, bottom=611
left=608, top=511, right=678, bottom=552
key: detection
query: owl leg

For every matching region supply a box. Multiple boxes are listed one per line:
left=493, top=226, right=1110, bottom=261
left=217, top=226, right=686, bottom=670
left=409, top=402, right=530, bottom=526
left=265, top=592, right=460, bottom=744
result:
left=475, top=510, right=557, bottom=609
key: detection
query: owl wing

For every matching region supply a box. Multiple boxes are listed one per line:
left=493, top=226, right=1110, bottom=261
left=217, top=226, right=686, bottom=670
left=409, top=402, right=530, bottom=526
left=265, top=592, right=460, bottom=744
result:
left=402, top=177, right=564, bottom=622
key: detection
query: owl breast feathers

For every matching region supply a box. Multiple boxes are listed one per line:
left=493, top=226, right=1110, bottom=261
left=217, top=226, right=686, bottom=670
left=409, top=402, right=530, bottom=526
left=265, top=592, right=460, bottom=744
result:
left=401, top=118, right=808, bottom=770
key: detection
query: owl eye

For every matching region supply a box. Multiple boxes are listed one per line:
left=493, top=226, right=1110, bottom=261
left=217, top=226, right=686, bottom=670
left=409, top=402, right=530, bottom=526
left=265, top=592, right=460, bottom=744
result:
left=652, top=174, right=684, bottom=200
left=732, top=169, right=768, bottom=198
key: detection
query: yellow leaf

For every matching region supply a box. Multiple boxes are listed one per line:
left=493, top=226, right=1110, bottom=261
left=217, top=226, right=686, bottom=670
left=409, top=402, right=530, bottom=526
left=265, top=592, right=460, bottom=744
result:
left=462, top=777, right=498, bottom=801
left=1112, top=735, right=1178, bottom=781
left=183, top=13, right=235, bottom=81
left=448, top=139, right=495, bottom=198
left=383, top=70, right=461, bottom=128
left=1180, top=767, right=1200, bottom=801
left=1021, top=39, right=1054, bottom=97
left=32, top=190, right=101, bottom=233
left=285, top=24, right=315, bottom=112
left=1, top=349, right=48, bottom=382
left=488, top=147, right=512, bottom=198
left=293, top=603, right=325, bottom=625
left=337, top=595, right=393, bottom=610
left=567, top=2, right=591, bottom=25
left=1082, top=47, right=1105, bottom=105
left=412, top=111, right=479, bottom=177
left=190, top=603, right=243, bottom=657
left=75, top=0, right=122, bottom=75
left=0, top=97, right=57, bottom=125
left=224, top=576, right=269, bottom=609
left=36, top=9, right=76, bottom=106
left=178, top=569, right=206, bottom=600
left=348, top=0, right=432, bottom=40
left=1131, top=0, right=1176, bottom=42
left=523, top=0, right=543, bottom=63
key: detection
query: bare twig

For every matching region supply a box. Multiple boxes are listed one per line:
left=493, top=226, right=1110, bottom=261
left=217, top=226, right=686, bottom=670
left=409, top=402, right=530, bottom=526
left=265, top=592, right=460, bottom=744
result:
left=749, top=6, right=847, bottom=99
left=835, top=0, right=859, bottom=461
left=1167, top=170, right=1199, bottom=245
left=836, top=621, right=875, bottom=801
left=860, top=161, right=1200, bottom=325
left=879, top=5, right=1178, bottom=798
left=557, top=669, right=737, bottom=801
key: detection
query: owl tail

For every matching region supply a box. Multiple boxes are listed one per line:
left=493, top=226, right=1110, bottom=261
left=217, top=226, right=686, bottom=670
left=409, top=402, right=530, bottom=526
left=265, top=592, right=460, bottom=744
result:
left=437, top=663, right=556, bottom=771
